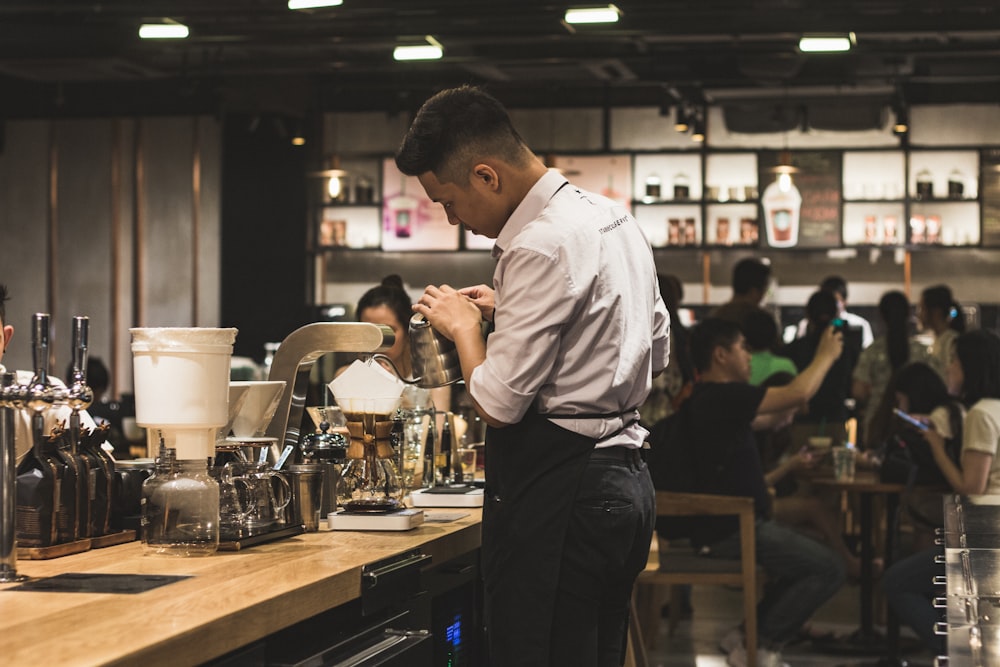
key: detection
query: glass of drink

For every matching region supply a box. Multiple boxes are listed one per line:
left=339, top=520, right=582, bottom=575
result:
left=457, top=447, right=478, bottom=482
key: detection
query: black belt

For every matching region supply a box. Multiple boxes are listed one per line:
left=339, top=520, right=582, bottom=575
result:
left=589, top=446, right=643, bottom=464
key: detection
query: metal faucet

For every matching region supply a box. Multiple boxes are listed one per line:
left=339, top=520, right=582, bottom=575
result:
left=0, top=313, right=95, bottom=581
left=264, top=322, right=394, bottom=465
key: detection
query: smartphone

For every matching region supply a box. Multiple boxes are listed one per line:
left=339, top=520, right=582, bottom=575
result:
left=831, top=317, right=846, bottom=333
left=893, top=408, right=929, bottom=431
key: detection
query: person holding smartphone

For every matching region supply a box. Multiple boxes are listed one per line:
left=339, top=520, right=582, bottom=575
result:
left=883, top=330, right=1000, bottom=658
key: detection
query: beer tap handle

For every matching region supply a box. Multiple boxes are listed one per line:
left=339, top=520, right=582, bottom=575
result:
left=68, top=316, right=93, bottom=413
left=27, top=314, right=54, bottom=415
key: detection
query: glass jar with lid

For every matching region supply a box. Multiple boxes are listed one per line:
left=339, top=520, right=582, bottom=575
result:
left=948, top=168, right=965, bottom=199
left=915, top=168, right=934, bottom=200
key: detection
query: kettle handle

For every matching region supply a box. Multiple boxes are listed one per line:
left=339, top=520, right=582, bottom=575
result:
left=370, top=354, right=421, bottom=385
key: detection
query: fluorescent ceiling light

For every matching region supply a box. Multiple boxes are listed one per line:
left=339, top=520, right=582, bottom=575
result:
left=288, top=0, right=343, bottom=9
left=394, top=36, right=443, bottom=61
left=138, top=22, right=189, bottom=39
left=564, top=5, right=621, bottom=25
left=798, top=33, right=855, bottom=53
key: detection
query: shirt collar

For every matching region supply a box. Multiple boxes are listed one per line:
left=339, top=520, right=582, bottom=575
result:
left=493, top=168, right=568, bottom=258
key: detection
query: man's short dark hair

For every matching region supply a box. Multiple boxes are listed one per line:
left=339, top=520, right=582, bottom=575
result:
left=0, top=283, right=8, bottom=323
left=743, top=307, right=780, bottom=352
left=731, top=258, right=771, bottom=295
left=689, top=317, right=743, bottom=374
left=806, top=289, right=838, bottom=326
left=395, top=85, right=532, bottom=184
left=819, top=275, right=848, bottom=301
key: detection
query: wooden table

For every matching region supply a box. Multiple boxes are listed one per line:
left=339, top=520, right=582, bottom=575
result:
left=0, top=510, right=482, bottom=666
left=811, top=472, right=907, bottom=663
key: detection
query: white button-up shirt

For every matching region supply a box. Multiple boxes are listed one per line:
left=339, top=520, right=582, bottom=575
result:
left=469, top=169, right=670, bottom=449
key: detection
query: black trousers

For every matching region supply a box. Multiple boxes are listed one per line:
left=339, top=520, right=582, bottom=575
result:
left=482, top=413, right=655, bottom=667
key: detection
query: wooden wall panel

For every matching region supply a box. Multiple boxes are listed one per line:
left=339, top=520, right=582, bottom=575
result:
left=140, top=117, right=195, bottom=327
left=0, top=121, right=52, bottom=373
left=52, top=119, right=114, bottom=377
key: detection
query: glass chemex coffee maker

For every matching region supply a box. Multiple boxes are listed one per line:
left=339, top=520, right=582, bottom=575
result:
left=336, top=396, right=404, bottom=512
left=328, top=360, right=406, bottom=514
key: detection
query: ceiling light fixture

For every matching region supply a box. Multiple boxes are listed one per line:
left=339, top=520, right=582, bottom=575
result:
left=674, top=106, right=690, bottom=133
left=393, top=36, right=444, bottom=61
left=893, top=108, right=909, bottom=134
left=138, top=19, right=189, bottom=40
left=287, top=0, right=343, bottom=9
left=798, top=33, right=855, bottom=53
left=564, top=4, right=622, bottom=25
left=691, top=114, right=706, bottom=143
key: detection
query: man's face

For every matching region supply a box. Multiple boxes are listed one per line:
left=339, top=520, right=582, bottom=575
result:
left=417, top=168, right=506, bottom=239
left=720, top=335, right=752, bottom=382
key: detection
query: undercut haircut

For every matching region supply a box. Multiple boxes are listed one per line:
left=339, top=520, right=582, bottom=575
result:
left=689, top=317, right=743, bottom=374
left=395, top=85, right=532, bottom=185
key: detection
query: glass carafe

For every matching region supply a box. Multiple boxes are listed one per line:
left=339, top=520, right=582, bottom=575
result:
left=338, top=409, right=403, bottom=512
left=142, top=450, right=220, bottom=557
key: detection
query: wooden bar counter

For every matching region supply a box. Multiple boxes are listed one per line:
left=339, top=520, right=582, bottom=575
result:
left=0, top=510, right=482, bottom=666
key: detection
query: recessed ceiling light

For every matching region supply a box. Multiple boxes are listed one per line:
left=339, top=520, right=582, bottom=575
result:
left=798, top=33, right=855, bottom=53
left=287, top=0, right=343, bottom=9
left=138, top=20, right=189, bottom=40
left=564, top=5, right=621, bottom=25
left=393, top=36, right=444, bottom=61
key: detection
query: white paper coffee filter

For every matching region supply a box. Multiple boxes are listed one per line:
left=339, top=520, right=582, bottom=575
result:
left=329, top=359, right=404, bottom=414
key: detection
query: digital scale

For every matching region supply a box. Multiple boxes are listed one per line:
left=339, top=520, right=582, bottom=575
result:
left=409, top=486, right=485, bottom=508
left=326, top=509, right=425, bottom=531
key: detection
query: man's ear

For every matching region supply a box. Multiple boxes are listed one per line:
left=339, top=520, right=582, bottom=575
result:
left=471, top=163, right=499, bottom=192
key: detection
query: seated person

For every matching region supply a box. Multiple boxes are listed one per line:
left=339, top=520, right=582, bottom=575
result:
left=883, top=330, right=1000, bottom=659
left=659, top=317, right=846, bottom=667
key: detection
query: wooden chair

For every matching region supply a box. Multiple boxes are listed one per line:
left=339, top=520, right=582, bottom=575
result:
left=632, top=491, right=759, bottom=667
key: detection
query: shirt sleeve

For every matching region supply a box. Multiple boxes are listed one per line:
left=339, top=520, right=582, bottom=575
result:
left=470, top=246, right=579, bottom=425
left=651, top=294, right=670, bottom=373
left=963, top=403, right=1000, bottom=458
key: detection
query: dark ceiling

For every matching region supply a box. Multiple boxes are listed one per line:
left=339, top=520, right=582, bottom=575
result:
left=2, top=0, right=1000, bottom=120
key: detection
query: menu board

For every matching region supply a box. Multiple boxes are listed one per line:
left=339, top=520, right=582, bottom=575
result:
left=982, top=149, right=1000, bottom=247
left=758, top=150, right=842, bottom=248
left=381, top=158, right=460, bottom=251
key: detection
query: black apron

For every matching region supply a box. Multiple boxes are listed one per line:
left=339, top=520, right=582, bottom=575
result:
left=482, top=408, right=633, bottom=666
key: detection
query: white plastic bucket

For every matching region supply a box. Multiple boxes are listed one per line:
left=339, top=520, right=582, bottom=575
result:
left=131, top=327, right=238, bottom=429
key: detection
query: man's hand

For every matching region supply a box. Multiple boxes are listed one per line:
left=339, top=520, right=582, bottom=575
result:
left=458, top=284, right=496, bottom=322
left=413, top=284, right=483, bottom=342
left=816, top=323, right=844, bottom=364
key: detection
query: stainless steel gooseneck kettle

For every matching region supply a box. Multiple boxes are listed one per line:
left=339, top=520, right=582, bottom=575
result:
left=374, top=314, right=463, bottom=388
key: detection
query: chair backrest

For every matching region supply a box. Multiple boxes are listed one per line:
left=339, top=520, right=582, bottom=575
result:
left=633, top=490, right=760, bottom=667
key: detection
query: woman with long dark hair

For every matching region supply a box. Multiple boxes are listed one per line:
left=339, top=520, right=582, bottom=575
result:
left=852, top=290, right=933, bottom=446
left=883, top=329, right=1000, bottom=658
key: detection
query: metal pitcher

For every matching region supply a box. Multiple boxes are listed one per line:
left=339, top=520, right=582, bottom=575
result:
left=374, top=313, right=463, bottom=388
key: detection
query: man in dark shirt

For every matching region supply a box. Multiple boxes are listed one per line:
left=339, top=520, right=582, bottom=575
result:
left=683, top=317, right=847, bottom=667
left=782, top=290, right=860, bottom=449
left=711, top=257, right=772, bottom=333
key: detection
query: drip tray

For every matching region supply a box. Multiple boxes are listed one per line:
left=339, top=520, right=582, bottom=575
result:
left=9, top=572, right=192, bottom=594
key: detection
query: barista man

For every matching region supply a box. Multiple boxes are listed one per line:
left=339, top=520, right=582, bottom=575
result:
left=398, top=86, right=669, bottom=666
left=0, top=283, right=101, bottom=465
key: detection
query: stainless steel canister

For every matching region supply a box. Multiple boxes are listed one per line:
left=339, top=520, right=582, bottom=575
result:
left=286, top=463, right=325, bottom=532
